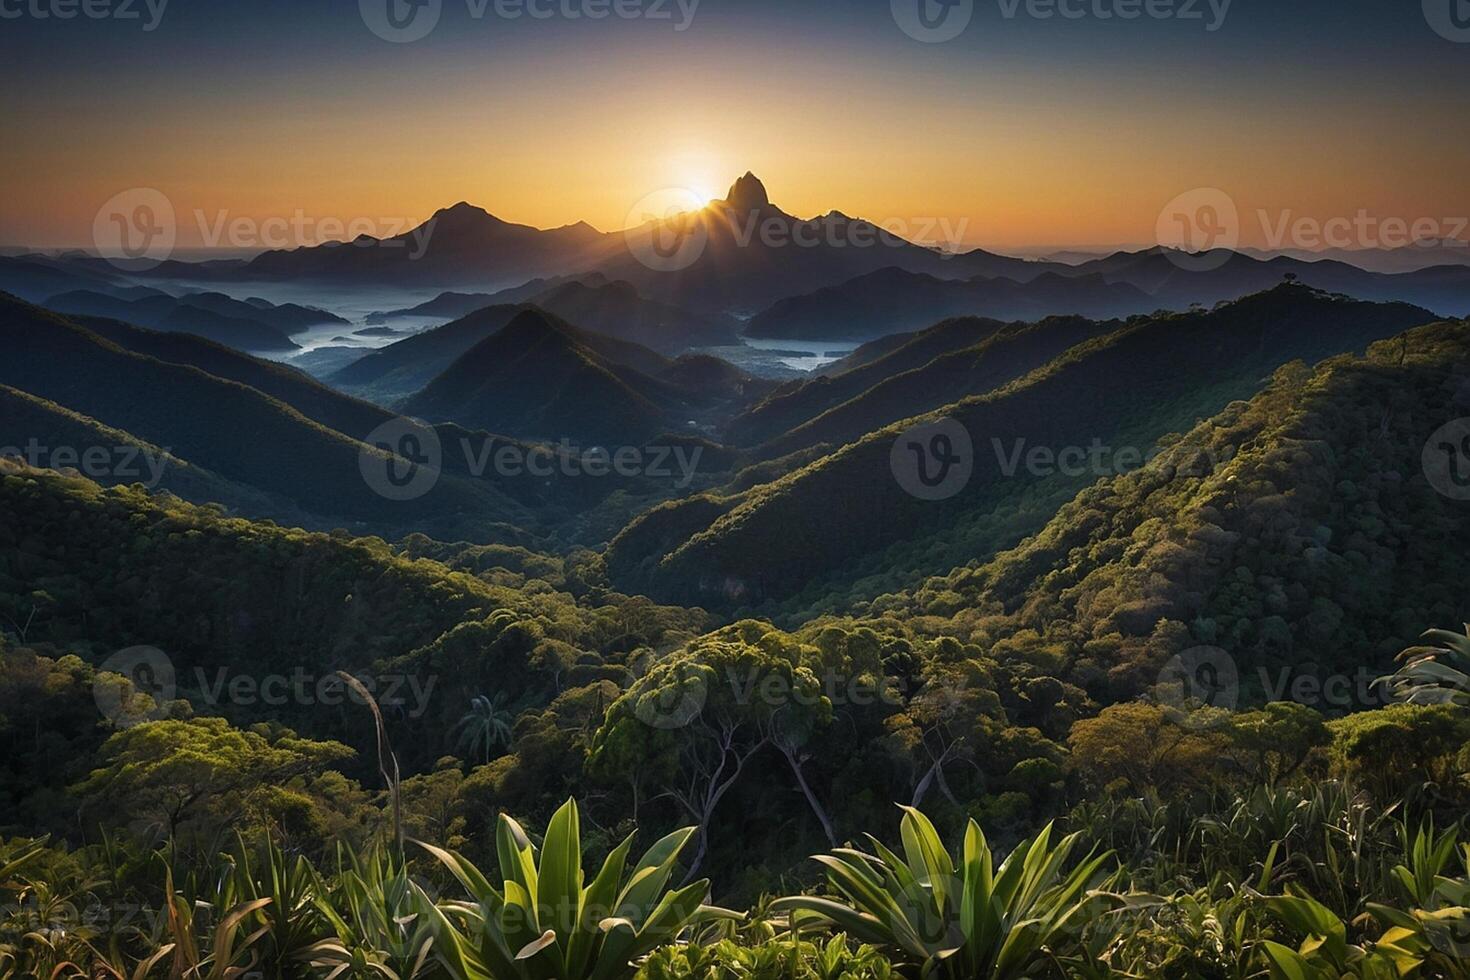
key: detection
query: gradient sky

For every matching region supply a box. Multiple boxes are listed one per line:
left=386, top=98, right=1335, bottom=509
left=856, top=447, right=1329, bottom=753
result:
left=2, top=0, right=1468, bottom=251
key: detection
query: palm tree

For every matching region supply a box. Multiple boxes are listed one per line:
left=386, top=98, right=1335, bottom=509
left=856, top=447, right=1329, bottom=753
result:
left=453, top=694, right=515, bottom=764
left=1379, top=626, right=1470, bottom=706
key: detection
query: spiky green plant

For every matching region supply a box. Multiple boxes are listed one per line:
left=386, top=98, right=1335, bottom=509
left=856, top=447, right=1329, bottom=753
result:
left=1379, top=626, right=1470, bottom=706
left=772, top=806, right=1116, bottom=979
left=304, top=845, right=440, bottom=980
left=415, top=798, right=739, bottom=980
left=223, top=835, right=327, bottom=978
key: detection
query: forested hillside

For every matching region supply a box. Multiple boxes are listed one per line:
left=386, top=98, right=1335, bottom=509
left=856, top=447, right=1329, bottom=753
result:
left=3, top=283, right=1469, bottom=980
left=608, top=287, right=1434, bottom=612
left=4, top=310, right=1470, bottom=980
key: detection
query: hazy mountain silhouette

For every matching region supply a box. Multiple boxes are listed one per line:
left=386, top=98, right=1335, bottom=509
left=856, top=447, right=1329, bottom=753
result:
left=44, top=289, right=306, bottom=352
left=531, top=279, right=739, bottom=351
left=243, top=202, right=611, bottom=287
left=597, top=173, right=1064, bottom=314
left=363, top=273, right=611, bottom=323
left=42, top=287, right=345, bottom=353
left=742, top=248, right=1470, bottom=343
left=1239, top=241, right=1470, bottom=274
left=1061, top=247, right=1470, bottom=317
left=0, top=255, right=134, bottom=304
left=245, top=172, right=1062, bottom=313
left=743, top=266, right=1150, bottom=342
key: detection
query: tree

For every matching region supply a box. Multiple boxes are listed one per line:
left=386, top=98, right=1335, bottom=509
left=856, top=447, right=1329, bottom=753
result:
left=1068, top=702, right=1228, bottom=795
left=769, top=689, right=837, bottom=846
left=1225, top=702, right=1330, bottom=786
left=71, top=716, right=353, bottom=851
left=883, top=653, right=1002, bottom=808
left=588, top=621, right=833, bottom=880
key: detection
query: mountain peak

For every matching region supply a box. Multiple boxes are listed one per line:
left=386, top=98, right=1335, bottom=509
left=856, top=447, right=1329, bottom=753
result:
left=501, top=306, right=563, bottom=338
left=428, top=201, right=502, bottom=230
left=437, top=201, right=486, bottom=216
left=723, top=172, right=770, bottom=212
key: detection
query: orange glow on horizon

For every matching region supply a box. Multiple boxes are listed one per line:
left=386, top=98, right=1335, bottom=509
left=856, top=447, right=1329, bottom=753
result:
left=3, top=51, right=1467, bottom=255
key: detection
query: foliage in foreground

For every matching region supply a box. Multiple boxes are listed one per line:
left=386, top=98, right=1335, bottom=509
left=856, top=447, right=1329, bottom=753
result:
left=5, top=789, right=1470, bottom=980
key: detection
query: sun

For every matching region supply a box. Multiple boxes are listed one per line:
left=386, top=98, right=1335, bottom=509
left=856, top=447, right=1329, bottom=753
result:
left=656, top=145, right=733, bottom=207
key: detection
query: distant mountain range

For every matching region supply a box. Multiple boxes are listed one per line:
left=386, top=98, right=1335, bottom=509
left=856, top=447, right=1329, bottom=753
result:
left=592, top=173, right=1062, bottom=315
left=44, top=288, right=345, bottom=352
left=0, top=254, right=134, bottom=303
left=106, top=174, right=1031, bottom=326
left=743, top=267, right=1148, bottom=342
left=244, top=201, right=610, bottom=287
left=746, top=246, right=1470, bottom=342
left=99, top=174, right=1061, bottom=313
left=0, top=255, right=346, bottom=353
left=7, top=176, right=1469, bottom=357
left=1237, top=241, right=1470, bottom=274
left=363, top=273, right=610, bottom=322
left=1063, top=247, right=1470, bottom=315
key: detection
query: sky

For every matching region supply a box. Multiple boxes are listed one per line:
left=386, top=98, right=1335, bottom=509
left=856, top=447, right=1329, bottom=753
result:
left=2, top=0, right=1468, bottom=252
